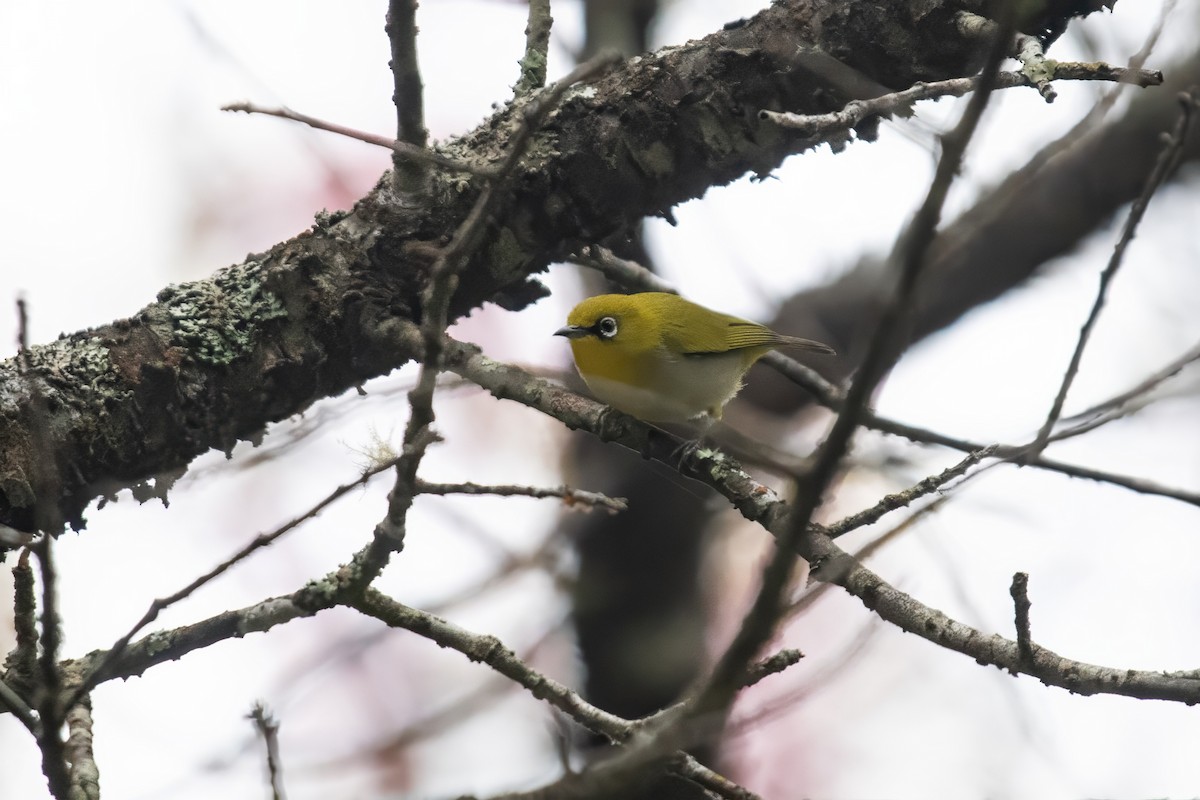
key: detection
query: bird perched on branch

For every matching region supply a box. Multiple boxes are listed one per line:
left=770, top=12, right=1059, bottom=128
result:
left=556, top=292, right=835, bottom=424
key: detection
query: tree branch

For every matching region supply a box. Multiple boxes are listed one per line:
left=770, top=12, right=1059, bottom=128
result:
left=0, top=0, right=1144, bottom=536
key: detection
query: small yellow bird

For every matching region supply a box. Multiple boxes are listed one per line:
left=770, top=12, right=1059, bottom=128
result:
left=555, top=292, right=835, bottom=424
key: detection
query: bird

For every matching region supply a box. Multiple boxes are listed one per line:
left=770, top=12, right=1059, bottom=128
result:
left=555, top=292, right=835, bottom=424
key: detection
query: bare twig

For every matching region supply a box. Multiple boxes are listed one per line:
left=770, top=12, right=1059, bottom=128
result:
left=741, top=649, right=805, bottom=688
left=515, top=0, right=553, bottom=97
left=65, top=456, right=402, bottom=710
left=249, top=702, right=287, bottom=800
left=824, top=448, right=994, bottom=539
left=1048, top=339, right=1200, bottom=439
left=691, top=1, right=1019, bottom=737
left=727, top=623, right=880, bottom=740
left=313, top=622, right=564, bottom=769
left=33, top=536, right=69, bottom=799
left=417, top=479, right=627, bottom=513
left=351, top=588, right=749, bottom=799
left=0, top=677, right=39, bottom=734
left=1010, top=572, right=1034, bottom=666
left=793, top=494, right=950, bottom=618
left=351, top=52, right=621, bottom=588
left=10, top=549, right=39, bottom=683
left=759, top=64, right=1162, bottom=139
left=385, top=0, right=427, bottom=189
left=1014, top=33, right=1056, bottom=102
left=17, top=299, right=70, bottom=795
left=1032, top=90, right=1198, bottom=452
left=355, top=589, right=628, bottom=740
left=64, top=697, right=100, bottom=800
left=570, top=244, right=677, bottom=293
left=762, top=353, right=1200, bottom=508
left=221, top=102, right=496, bottom=177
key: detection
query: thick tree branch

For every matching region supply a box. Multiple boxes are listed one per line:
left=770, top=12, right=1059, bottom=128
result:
left=0, top=0, right=1125, bottom=535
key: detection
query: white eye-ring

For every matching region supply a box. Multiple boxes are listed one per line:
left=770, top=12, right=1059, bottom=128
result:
left=597, top=317, right=618, bottom=339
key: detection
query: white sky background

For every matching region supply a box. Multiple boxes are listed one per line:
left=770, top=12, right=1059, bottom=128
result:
left=1, top=1, right=1198, bottom=798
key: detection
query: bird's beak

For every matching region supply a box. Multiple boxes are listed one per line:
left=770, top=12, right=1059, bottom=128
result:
left=554, top=325, right=589, bottom=339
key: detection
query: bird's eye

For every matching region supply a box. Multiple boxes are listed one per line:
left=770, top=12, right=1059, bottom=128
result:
left=597, top=317, right=618, bottom=339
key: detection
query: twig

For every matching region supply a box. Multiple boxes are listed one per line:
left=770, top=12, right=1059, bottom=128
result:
left=221, top=102, right=497, bottom=177
left=355, top=589, right=628, bottom=740
left=740, top=649, right=804, bottom=688
left=249, top=702, right=287, bottom=800
left=515, top=0, right=553, bottom=97
left=805, top=526, right=1200, bottom=702
left=1010, top=572, right=1034, bottom=667
left=314, top=622, right=564, bottom=769
left=692, top=0, right=1019, bottom=734
left=33, top=536, right=69, bottom=799
left=351, top=52, right=621, bottom=588
left=64, top=457, right=402, bottom=710
left=0, top=677, right=39, bottom=734
left=824, top=448, right=994, bottom=539
left=1047, top=339, right=1200, bottom=440
left=43, top=439, right=1200, bottom=755
left=385, top=0, right=427, bottom=189
left=64, top=696, right=100, bottom=800
left=416, top=479, right=627, bottom=513
left=1014, top=33, right=1056, bottom=102
left=1031, top=90, right=1198, bottom=453
left=351, top=588, right=749, bottom=799
left=727, top=623, right=880, bottom=740
left=759, top=64, right=1162, bottom=139
left=19, top=298, right=70, bottom=793
left=569, top=244, right=678, bottom=293
left=762, top=352, right=1200, bottom=508
left=793, top=494, right=950, bottom=617
left=11, top=548, right=39, bottom=682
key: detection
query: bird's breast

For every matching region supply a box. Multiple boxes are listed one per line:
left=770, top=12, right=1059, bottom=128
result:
left=570, top=342, right=756, bottom=422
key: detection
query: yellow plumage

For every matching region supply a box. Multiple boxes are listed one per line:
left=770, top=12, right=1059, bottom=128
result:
left=555, top=293, right=834, bottom=423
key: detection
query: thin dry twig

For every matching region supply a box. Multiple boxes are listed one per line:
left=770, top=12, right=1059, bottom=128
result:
left=692, top=5, right=1019, bottom=736
left=352, top=52, right=622, bottom=588
left=570, top=244, right=677, bottom=293
left=311, top=622, right=565, bottom=771
left=1032, top=89, right=1198, bottom=453
left=417, top=479, right=627, bottom=513
left=32, top=536, right=68, bottom=799
left=740, top=649, right=805, bottom=688
left=352, top=588, right=750, bottom=799
left=221, top=102, right=497, bottom=177
left=1048, top=339, right=1200, bottom=440
left=64, top=456, right=401, bottom=710
left=0, top=677, right=38, bottom=735
left=249, top=701, right=287, bottom=800
left=385, top=0, right=427, bottom=189
left=726, top=623, right=880, bottom=742
left=4, top=550, right=40, bottom=733
left=515, top=0, right=553, bottom=96
left=760, top=63, right=1162, bottom=138
left=824, top=447, right=994, bottom=539
left=791, top=493, right=951, bottom=619
left=17, top=300, right=71, bottom=798
left=763, top=353, right=1200, bottom=507
left=1010, top=572, right=1034, bottom=666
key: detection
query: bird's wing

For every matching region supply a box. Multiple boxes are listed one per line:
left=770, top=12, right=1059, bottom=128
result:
left=662, top=315, right=778, bottom=356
